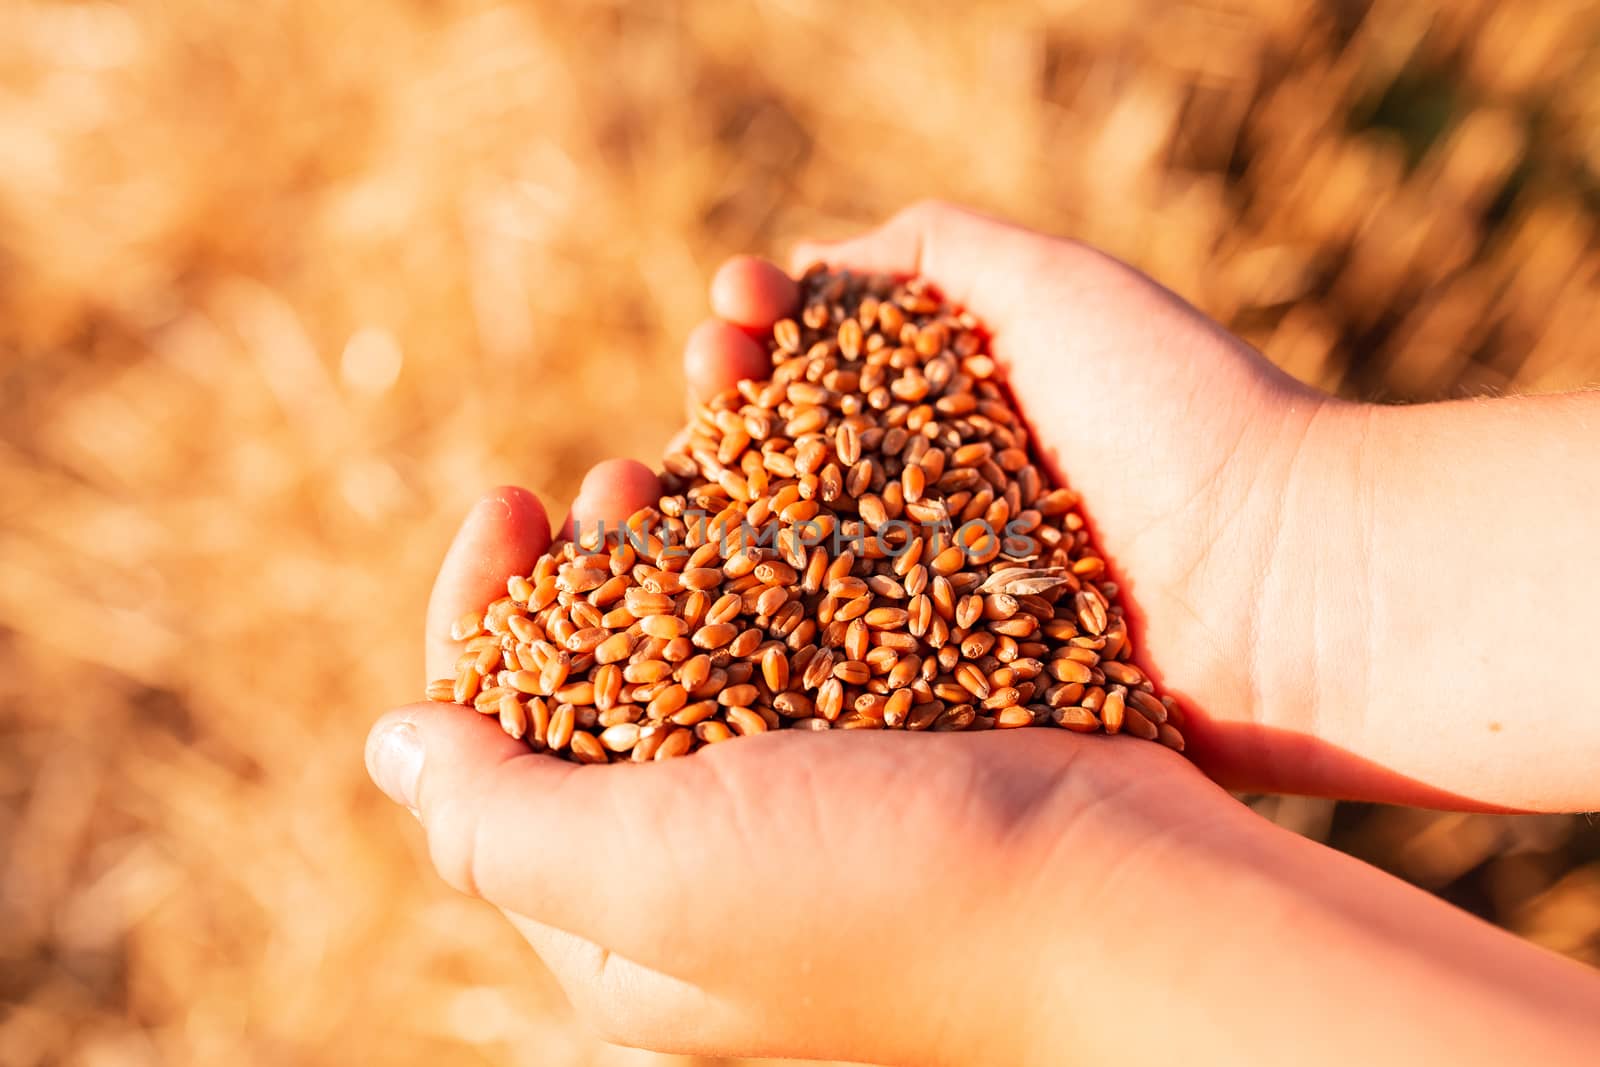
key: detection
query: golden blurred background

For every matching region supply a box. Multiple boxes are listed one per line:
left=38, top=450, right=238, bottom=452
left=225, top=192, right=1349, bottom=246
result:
left=3, top=1, right=1599, bottom=1064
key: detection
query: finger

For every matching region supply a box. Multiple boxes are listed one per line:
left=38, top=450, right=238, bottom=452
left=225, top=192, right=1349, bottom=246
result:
left=503, top=912, right=612, bottom=993
left=559, top=458, right=662, bottom=543
left=683, top=319, right=770, bottom=416
left=425, top=487, right=551, bottom=682
left=365, top=701, right=706, bottom=959
left=788, top=199, right=1067, bottom=328
left=372, top=699, right=977, bottom=974
left=502, top=911, right=760, bottom=1056
left=708, top=255, right=798, bottom=332
left=369, top=704, right=1047, bottom=1063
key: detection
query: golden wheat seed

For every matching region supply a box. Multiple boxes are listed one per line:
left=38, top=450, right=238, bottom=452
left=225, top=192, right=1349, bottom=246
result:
left=426, top=268, right=1175, bottom=760
left=1101, top=688, right=1125, bottom=734
left=600, top=722, right=641, bottom=753
left=570, top=731, right=608, bottom=764
left=697, top=721, right=736, bottom=744
left=655, top=727, right=693, bottom=760
left=547, top=703, right=576, bottom=751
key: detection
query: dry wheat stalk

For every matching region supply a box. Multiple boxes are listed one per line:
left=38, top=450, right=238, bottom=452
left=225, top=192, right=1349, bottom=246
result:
left=426, top=267, right=1184, bottom=761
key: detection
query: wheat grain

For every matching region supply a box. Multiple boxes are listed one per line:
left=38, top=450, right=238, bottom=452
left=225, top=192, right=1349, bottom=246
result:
left=424, top=269, right=1184, bottom=760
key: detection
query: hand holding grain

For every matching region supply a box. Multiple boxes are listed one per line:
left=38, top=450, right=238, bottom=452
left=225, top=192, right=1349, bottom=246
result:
left=367, top=204, right=1600, bottom=1064
left=716, top=203, right=1600, bottom=810
left=369, top=451, right=1230, bottom=1065
left=425, top=265, right=1186, bottom=758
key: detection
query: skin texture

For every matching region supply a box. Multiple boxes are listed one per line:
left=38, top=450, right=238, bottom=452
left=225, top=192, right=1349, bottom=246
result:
left=368, top=202, right=1600, bottom=1065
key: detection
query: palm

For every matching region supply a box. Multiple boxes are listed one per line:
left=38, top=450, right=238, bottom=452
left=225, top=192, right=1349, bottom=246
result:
left=393, top=690, right=1230, bottom=1060
left=778, top=205, right=1347, bottom=788
left=405, top=453, right=1237, bottom=1059
left=367, top=204, right=1380, bottom=1059
left=983, top=251, right=1329, bottom=781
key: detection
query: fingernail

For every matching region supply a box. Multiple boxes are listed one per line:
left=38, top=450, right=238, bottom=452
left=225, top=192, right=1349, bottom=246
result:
left=472, top=492, right=514, bottom=524
left=369, top=721, right=424, bottom=810
left=451, top=494, right=510, bottom=549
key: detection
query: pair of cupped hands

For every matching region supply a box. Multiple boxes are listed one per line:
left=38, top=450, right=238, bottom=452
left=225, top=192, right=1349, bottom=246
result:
left=366, top=203, right=1600, bottom=1066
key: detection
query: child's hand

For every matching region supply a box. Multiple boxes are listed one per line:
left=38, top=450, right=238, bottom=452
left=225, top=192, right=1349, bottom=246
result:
left=367, top=478, right=1600, bottom=1067
left=692, top=202, right=1600, bottom=811
left=366, top=203, right=1600, bottom=1061
left=374, top=471, right=1249, bottom=1065
left=370, top=701, right=1236, bottom=1064
left=695, top=202, right=1365, bottom=801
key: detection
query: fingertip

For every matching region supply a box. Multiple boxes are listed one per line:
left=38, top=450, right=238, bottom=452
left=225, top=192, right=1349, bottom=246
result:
left=372, top=702, right=551, bottom=804
left=371, top=702, right=580, bottom=899
left=452, top=485, right=551, bottom=553
left=366, top=703, right=457, bottom=810
left=480, top=483, right=544, bottom=518
left=426, top=486, right=552, bottom=679
left=378, top=699, right=522, bottom=756
left=366, top=706, right=416, bottom=790
left=384, top=700, right=596, bottom=909
left=709, top=255, right=798, bottom=330
left=578, top=458, right=661, bottom=505
left=565, top=458, right=662, bottom=539
left=684, top=319, right=770, bottom=405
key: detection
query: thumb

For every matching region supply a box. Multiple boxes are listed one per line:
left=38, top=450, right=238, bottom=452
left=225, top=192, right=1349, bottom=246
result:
left=786, top=198, right=1241, bottom=419
left=790, top=200, right=1077, bottom=332
left=363, top=701, right=728, bottom=971
left=789, top=201, right=1298, bottom=511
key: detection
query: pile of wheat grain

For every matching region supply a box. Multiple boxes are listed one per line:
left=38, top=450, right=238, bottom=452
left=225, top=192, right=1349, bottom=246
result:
left=430, top=268, right=1181, bottom=760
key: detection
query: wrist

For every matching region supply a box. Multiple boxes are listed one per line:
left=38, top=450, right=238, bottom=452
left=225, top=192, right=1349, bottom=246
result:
left=1228, top=395, right=1386, bottom=793
left=1009, top=795, right=1297, bottom=1067
left=1271, top=394, right=1600, bottom=809
left=1147, top=818, right=1600, bottom=1067
left=1018, top=801, right=1598, bottom=1067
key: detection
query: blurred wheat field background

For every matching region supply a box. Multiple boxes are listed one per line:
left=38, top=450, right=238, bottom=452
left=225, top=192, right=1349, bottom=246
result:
left=3, top=1, right=1599, bottom=1065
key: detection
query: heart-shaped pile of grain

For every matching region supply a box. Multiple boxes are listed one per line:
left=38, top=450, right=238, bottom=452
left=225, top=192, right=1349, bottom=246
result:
left=426, top=267, right=1185, bottom=762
